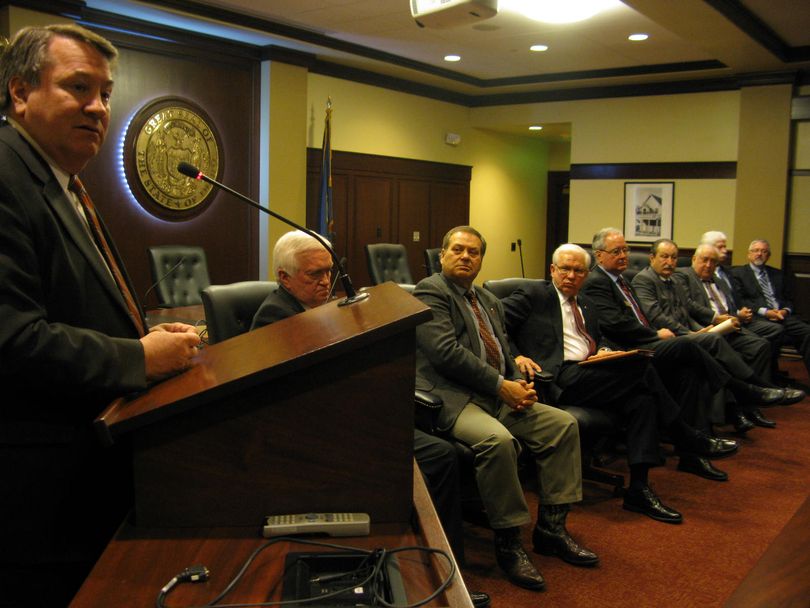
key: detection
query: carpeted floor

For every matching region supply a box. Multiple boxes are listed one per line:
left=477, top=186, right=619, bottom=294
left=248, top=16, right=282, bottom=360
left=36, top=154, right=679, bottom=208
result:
left=459, top=359, right=810, bottom=608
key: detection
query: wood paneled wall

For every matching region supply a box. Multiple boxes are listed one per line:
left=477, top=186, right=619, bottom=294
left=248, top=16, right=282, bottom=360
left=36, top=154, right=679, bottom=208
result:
left=306, top=149, right=471, bottom=288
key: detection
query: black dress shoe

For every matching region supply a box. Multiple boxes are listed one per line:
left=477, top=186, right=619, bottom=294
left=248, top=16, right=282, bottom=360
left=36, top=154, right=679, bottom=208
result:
left=677, top=454, right=729, bottom=481
left=678, top=432, right=738, bottom=459
left=732, top=412, right=755, bottom=434
left=532, top=526, right=599, bottom=566
left=494, top=530, right=546, bottom=591
left=470, top=591, right=491, bottom=608
left=747, top=408, right=776, bottom=428
left=623, top=485, right=683, bottom=524
left=747, top=385, right=785, bottom=406
left=780, top=388, right=806, bottom=405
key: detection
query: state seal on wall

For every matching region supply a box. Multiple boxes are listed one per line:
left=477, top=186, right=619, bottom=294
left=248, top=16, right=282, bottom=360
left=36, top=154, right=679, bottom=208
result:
left=123, top=97, right=222, bottom=220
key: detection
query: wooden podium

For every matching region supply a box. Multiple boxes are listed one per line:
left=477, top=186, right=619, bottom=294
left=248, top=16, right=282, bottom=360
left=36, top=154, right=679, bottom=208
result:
left=96, top=282, right=433, bottom=528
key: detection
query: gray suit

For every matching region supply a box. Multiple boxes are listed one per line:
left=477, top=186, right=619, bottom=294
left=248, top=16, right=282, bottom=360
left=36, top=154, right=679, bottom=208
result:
left=632, top=266, right=769, bottom=382
left=414, top=273, right=581, bottom=528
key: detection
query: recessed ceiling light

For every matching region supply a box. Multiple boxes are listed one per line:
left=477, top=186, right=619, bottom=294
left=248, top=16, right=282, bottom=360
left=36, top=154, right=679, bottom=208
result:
left=529, top=125, right=544, bottom=131
left=530, top=44, right=549, bottom=52
left=444, top=54, right=461, bottom=62
left=501, top=0, right=622, bottom=24
left=628, top=33, right=649, bottom=41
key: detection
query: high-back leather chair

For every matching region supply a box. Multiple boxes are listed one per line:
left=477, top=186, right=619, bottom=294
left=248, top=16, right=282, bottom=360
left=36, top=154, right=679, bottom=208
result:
left=201, top=281, right=278, bottom=344
left=622, top=250, right=649, bottom=282
left=147, top=245, right=211, bottom=307
left=365, top=243, right=414, bottom=286
left=424, top=247, right=442, bottom=276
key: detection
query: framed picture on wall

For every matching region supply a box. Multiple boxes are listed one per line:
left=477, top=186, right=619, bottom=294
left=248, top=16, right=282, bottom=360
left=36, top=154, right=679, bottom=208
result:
left=623, top=182, right=674, bottom=243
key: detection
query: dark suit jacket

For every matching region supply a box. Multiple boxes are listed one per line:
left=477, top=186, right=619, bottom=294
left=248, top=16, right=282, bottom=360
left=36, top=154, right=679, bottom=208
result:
left=414, top=272, right=521, bottom=431
left=674, top=266, right=736, bottom=315
left=501, top=281, right=607, bottom=376
left=580, top=266, right=661, bottom=347
left=731, top=264, right=793, bottom=313
left=251, top=284, right=305, bottom=330
left=0, top=122, right=145, bottom=564
left=632, top=266, right=712, bottom=334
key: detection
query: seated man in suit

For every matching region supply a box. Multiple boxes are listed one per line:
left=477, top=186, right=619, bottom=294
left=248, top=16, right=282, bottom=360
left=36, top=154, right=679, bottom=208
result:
left=581, top=228, right=746, bottom=480
left=732, top=239, right=810, bottom=382
left=699, top=231, right=784, bottom=346
left=250, top=231, right=490, bottom=608
left=674, top=243, right=801, bottom=427
left=414, top=226, right=597, bottom=592
left=502, top=243, right=691, bottom=523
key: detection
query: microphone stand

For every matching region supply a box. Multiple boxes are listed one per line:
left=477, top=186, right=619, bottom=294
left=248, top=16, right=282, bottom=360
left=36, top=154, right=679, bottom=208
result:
left=177, top=162, right=368, bottom=306
left=517, top=238, right=525, bottom=278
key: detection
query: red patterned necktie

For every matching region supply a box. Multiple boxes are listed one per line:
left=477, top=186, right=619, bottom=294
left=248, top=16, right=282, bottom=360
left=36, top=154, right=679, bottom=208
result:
left=617, top=275, right=650, bottom=327
left=69, top=176, right=146, bottom=337
left=569, top=297, right=596, bottom=357
left=704, top=280, right=728, bottom=315
left=465, top=290, right=502, bottom=370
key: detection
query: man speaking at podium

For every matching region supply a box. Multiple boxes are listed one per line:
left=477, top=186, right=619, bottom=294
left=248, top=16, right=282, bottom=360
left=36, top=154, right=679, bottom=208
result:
left=251, top=230, right=491, bottom=608
left=0, top=24, right=200, bottom=605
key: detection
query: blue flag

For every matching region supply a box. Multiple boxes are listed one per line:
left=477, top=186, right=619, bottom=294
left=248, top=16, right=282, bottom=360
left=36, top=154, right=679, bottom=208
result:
left=317, top=99, right=333, bottom=241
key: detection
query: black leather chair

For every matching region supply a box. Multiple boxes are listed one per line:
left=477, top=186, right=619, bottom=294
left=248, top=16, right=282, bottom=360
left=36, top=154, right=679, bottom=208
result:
left=621, top=250, right=649, bottom=282
left=201, top=281, right=278, bottom=344
left=365, top=243, right=414, bottom=286
left=482, top=277, right=624, bottom=494
left=423, top=247, right=442, bottom=275
left=147, top=245, right=211, bottom=307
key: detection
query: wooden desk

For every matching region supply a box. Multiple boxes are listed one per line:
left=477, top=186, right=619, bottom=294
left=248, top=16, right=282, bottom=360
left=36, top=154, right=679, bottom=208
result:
left=70, top=465, right=473, bottom=608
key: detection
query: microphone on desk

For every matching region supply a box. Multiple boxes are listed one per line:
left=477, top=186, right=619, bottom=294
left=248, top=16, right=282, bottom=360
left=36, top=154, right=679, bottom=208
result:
left=176, top=162, right=369, bottom=306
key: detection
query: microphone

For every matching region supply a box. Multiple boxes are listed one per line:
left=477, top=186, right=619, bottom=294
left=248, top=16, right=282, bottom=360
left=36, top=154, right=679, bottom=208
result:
left=328, top=256, right=347, bottom=302
left=516, top=238, right=525, bottom=278
left=177, top=162, right=368, bottom=306
left=143, top=256, right=185, bottom=306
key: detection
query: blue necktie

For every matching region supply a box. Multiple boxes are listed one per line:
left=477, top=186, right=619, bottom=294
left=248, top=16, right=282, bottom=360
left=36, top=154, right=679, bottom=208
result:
left=756, top=268, right=779, bottom=309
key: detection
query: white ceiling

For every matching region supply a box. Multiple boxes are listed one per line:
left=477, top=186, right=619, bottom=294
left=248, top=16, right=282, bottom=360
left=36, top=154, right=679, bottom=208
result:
left=87, top=0, right=810, bottom=112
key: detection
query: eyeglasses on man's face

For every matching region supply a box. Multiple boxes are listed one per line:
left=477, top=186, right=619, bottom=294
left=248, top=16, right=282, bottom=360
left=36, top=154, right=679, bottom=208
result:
left=554, top=265, right=587, bottom=277
left=598, top=247, right=629, bottom=257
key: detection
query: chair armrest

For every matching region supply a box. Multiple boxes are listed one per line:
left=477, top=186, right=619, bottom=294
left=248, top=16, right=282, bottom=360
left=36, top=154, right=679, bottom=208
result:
left=414, top=390, right=442, bottom=434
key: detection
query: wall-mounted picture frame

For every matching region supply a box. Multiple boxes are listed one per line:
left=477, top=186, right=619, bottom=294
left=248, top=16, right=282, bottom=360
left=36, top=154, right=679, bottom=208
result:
left=623, top=182, right=674, bottom=243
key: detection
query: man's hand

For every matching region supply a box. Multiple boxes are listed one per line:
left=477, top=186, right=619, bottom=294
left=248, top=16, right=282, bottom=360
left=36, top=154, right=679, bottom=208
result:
left=737, top=307, right=753, bottom=323
left=141, top=323, right=202, bottom=381
left=765, top=309, right=787, bottom=321
left=714, top=314, right=735, bottom=325
left=499, top=379, right=537, bottom=411
left=514, top=355, right=542, bottom=380
left=657, top=328, right=676, bottom=339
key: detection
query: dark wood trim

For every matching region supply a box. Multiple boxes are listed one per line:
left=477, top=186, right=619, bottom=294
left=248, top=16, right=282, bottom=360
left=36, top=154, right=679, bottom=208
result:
left=571, top=162, right=737, bottom=180
left=307, top=148, right=471, bottom=181
left=792, top=169, right=810, bottom=177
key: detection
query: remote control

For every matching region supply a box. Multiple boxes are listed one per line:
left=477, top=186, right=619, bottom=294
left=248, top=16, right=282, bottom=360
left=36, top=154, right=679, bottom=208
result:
left=262, top=512, right=371, bottom=537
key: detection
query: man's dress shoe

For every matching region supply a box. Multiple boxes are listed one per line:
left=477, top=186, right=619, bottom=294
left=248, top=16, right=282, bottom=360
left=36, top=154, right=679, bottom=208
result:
left=677, top=454, right=729, bottom=481
left=470, top=591, right=491, bottom=608
left=747, top=408, right=776, bottom=428
left=748, top=386, right=786, bottom=406
left=623, top=485, right=683, bottom=524
left=732, top=412, right=755, bottom=434
left=678, top=432, right=738, bottom=459
left=494, top=534, right=545, bottom=590
left=780, top=388, right=806, bottom=405
left=532, top=526, right=599, bottom=566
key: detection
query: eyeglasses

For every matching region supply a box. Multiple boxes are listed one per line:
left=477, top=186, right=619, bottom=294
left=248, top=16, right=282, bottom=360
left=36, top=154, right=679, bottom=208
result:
left=598, top=247, right=629, bottom=257
left=749, top=248, right=770, bottom=254
left=554, top=265, right=587, bottom=277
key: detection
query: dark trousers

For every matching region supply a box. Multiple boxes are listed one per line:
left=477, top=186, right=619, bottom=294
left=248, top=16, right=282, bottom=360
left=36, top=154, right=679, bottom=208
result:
left=555, top=357, right=675, bottom=466
left=414, top=429, right=465, bottom=563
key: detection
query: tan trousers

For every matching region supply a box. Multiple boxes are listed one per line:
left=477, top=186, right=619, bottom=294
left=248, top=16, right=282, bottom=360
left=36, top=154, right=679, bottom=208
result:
left=451, top=401, right=582, bottom=529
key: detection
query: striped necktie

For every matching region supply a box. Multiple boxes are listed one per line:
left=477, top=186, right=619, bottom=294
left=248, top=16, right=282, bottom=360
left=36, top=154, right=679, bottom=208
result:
left=617, top=275, right=650, bottom=327
left=69, top=176, right=146, bottom=337
left=465, top=290, right=502, bottom=370
left=569, top=297, right=596, bottom=357
left=756, top=268, right=779, bottom=309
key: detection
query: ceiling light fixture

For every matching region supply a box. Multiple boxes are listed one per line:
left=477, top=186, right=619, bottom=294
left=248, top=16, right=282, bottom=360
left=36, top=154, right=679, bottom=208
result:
left=444, top=54, right=461, bottom=62
left=529, top=125, right=543, bottom=131
left=628, top=33, right=649, bottom=41
left=530, top=44, right=549, bottom=52
left=501, top=0, right=622, bottom=24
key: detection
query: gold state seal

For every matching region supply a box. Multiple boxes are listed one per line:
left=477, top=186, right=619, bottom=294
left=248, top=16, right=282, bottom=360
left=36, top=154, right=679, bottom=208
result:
left=134, top=106, right=219, bottom=210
